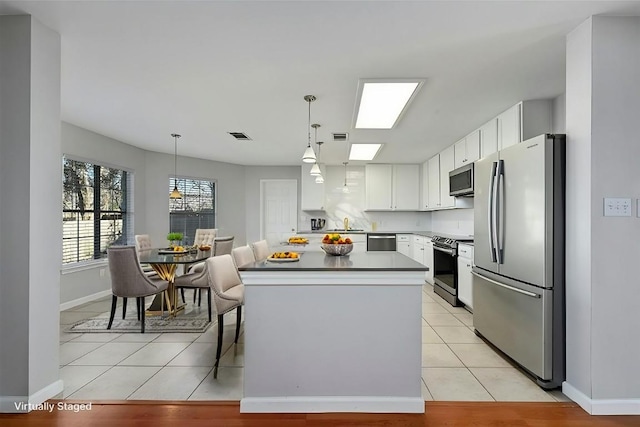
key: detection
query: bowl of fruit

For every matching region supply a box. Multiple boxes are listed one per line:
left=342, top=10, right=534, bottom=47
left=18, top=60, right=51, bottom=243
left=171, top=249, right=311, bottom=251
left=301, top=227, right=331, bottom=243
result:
left=321, top=233, right=353, bottom=256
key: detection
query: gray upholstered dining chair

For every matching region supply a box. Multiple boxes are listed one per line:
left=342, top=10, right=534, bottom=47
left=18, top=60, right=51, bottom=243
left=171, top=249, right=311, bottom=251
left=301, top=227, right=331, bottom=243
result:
left=193, top=228, right=218, bottom=247
left=232, top=245, right=256, bottom=268
left=206, top=254, right=244, bottom=378
left=107, top=246, right=169, bottom=333
left=174, top=262, right=212, bottom=322
left=134, top=234, right=158, bottom=278
left=188, top=235, right=236, bottom=305
left=250, top=239, right=270, bottom=262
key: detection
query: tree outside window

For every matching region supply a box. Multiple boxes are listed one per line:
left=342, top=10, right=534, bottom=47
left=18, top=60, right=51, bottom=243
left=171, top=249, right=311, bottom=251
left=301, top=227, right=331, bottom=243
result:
left=169, top=178, right=216, bottom=245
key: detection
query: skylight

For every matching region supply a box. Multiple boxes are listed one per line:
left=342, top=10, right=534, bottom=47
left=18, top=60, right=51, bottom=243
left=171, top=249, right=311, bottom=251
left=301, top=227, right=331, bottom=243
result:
left=354, top=80, right=423, bottom=129
left=349, top=144, right=383, bottom=161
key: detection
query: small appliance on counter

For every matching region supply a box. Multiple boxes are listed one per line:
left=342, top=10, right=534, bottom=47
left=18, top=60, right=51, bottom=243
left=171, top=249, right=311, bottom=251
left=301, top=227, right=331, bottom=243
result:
left=311, top=218, right=326, bottom=231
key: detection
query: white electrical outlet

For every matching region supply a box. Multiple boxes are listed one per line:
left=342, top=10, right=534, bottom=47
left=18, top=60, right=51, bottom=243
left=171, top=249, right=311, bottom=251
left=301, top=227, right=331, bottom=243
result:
left=603, top=198, right=632, bottom=217
left=100, top=268, right=106, bottom=277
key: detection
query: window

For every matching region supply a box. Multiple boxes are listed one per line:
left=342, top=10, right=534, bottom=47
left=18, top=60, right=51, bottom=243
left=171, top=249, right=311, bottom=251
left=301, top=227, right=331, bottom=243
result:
left=169, top=178, right=216, bottom=245
left=62, top=157, right=132, bottom=265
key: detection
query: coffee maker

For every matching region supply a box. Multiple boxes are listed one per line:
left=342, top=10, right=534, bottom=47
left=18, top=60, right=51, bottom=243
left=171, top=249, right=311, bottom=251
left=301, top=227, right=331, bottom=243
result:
left=311, top=218, right=326, bottom=231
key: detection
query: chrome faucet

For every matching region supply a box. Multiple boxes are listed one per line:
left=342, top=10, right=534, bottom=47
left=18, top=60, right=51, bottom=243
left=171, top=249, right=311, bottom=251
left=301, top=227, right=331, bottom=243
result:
left=343, top=217, right=349, bottom=231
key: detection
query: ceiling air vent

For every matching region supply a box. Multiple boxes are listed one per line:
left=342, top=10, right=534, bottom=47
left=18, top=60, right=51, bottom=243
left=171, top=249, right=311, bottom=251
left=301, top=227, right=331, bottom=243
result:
left=332, top=132, right=349, bottom=141
left=228, top=132, right=252, bottom=141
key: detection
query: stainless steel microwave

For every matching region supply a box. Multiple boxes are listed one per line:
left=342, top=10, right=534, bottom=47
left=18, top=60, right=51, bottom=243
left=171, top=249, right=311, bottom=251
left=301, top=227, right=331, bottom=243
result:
left=449, top=163, right=474, bottom=196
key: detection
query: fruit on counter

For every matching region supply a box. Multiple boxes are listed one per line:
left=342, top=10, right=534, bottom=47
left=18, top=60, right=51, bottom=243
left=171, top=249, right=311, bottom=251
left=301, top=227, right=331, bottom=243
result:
left=270, top=251, right=299, bottom=259
left=288, top=236, right=309, bottom=244
left=321, top=234, right=353, bottom=244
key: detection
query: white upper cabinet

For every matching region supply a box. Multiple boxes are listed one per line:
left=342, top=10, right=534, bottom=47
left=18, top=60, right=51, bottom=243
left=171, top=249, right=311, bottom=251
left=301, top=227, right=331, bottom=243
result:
left=427, top=155, right=440, bottom=209
left=392, top=164, right=420, bottom=210
left=453, top=129, right=480, bottom=168
left=439, top=145, right=455, bottom=208
left=365, top=164, right=419, bottom=210
left=497, top=103, right=521, bottom=150
left=479, top=118, right=498, bottom=159
left=301, top=163, right=326, bottom=211
left=365, top=164, right=393, bottom=210
left=497, top=100, right=552, bottom=151
left=421, top=160, right=429, bottom=210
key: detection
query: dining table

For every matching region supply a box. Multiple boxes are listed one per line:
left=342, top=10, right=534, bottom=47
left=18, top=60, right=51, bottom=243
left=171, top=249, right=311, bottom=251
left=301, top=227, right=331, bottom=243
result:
left=138, top=248, right=210, bottom=317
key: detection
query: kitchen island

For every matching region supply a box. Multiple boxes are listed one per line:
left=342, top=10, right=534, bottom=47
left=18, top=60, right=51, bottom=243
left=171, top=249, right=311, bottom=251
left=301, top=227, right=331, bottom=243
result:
left=238, top=251, right=427, bottom=413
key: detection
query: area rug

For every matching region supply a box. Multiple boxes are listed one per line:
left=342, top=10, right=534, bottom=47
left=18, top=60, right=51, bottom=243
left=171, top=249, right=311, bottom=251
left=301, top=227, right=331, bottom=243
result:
left=66, top=313, right=212, bottom=333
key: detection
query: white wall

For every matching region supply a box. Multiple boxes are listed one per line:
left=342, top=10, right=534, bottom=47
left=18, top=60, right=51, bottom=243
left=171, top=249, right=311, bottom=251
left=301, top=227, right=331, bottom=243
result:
left=565, top=16, right=640, bottom=413
left=0, top=15, right=62, bottom=411
left=553, top=93, right=566, bottom=133
left=431, top=209, right=473, bottom=236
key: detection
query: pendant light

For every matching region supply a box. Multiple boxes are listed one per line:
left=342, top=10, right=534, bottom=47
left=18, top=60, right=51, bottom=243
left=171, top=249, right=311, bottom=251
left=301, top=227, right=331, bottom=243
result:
left=301, top=95, right=317, bottom=163
left=342, top=161, right=350, bottom=193
left=309, top=124, right=322, bottom=176
left=314, top=141, right=324, bottom=183
left=169, top=133, right=182, bottom=199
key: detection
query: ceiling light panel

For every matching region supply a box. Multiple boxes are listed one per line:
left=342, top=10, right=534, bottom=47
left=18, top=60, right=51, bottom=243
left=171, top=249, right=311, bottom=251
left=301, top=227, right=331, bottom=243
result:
left=349, top=144, right=383, bottom=161
left=354, top=80, right=423, bottom=129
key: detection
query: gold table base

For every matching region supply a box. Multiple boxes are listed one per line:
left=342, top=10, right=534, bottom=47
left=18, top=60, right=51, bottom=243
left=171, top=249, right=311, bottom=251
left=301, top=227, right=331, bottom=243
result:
left=146, top=263, right=184, bottom=317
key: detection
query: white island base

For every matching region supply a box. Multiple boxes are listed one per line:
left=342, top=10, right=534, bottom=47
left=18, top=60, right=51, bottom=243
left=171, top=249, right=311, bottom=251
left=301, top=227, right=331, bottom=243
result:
left=239, top=266, right=424, bottom=413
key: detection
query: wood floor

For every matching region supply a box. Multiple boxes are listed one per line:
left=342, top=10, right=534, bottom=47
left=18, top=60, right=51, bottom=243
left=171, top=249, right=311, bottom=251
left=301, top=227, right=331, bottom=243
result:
left=1, top=401, right=639, bottom=427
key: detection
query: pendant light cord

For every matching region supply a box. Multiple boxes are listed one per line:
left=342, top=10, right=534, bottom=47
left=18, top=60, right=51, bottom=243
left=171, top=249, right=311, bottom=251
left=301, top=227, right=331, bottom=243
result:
left=307, top=98, right=312, bottom=147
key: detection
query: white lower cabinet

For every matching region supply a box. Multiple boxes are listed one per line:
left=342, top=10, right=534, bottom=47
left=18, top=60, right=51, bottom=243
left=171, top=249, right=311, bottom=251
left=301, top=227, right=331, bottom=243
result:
left=457, top=243, right=474, bottom=310
left=396, top=234, right=412, bottom=257
left=410, top=235, right=433, bottom=284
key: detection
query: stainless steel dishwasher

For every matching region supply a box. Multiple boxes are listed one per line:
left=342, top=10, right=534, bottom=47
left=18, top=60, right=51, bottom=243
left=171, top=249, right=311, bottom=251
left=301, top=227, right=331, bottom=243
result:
left=367, top=233, right=397, bottom=251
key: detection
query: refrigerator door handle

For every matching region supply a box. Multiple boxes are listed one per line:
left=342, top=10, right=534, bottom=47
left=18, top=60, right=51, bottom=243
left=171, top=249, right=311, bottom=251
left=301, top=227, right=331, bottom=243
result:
left=471, top=271, right=540, bottom=298
left=491, top=161, right=500, bottom=263
left=496, top=159, right=505, bottom=264
left=488, top=162, right=497, bottom=262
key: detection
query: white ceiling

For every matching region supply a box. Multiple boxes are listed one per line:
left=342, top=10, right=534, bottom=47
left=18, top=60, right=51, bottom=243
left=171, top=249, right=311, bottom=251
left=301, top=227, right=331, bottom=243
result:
left=2, top=1, right=639, bottom=166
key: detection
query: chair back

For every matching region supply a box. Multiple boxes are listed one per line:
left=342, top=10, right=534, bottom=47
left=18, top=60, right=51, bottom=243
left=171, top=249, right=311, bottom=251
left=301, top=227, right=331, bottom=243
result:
left=251, top=239, right=270, bottom=261
left=213, top=235, right=235, bottom=256
left=194, top=228, right=218, bottom=246
left=135, top=234, right=152, bottom=253
left=107, top=246, right=163, bottom=297
left=206, top=254, right=244, bottom=315
left=232, top=245, right=256, bottom=267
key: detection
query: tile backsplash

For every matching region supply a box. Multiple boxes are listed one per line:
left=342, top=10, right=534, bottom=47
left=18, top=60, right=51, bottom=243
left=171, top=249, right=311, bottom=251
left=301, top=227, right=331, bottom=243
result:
left=300, top=165, right=431, bottom=232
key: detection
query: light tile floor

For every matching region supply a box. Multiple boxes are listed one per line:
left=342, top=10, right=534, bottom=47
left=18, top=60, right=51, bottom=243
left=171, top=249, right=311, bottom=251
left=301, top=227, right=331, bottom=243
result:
left=59, top=285, right=572, bottom=402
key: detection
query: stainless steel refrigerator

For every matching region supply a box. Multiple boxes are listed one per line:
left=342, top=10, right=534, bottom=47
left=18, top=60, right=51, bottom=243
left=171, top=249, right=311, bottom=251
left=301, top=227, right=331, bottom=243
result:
left=472, top=133, right=565, bottom=389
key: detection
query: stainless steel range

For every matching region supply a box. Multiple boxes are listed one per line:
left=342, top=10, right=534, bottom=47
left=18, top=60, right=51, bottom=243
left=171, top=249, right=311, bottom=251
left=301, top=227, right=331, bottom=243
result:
left=432, top=234, right=473, bottom=306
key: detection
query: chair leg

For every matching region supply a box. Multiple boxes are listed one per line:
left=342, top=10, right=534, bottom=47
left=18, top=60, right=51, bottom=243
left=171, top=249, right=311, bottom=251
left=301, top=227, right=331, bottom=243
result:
left=198, top=289, right=202, bottom=307
left=193, top=289, right=197, bottom=304
left=136, top=297, right=141, bottom=321
left=180, top=288, right=185, bottom=304
left=214, top=314, right=224, bottom=378
left=107, top=295, right=117, bottom=330
left=139, top=297, right=146, bottom=333
left=235, top=306, right=242, bottom=344
left=122, top=297, right=127, bottom=319
left=207, top=289, right=212, bottom=323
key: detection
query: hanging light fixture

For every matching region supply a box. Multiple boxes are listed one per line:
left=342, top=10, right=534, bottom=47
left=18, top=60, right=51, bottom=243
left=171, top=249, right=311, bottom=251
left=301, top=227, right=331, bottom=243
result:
left=301, top=95, right=317, bottom=163
left=314, top=140, right=324, bottom=183
left=342, top=161, right=350, bottom=193
left=169, top=133, right=182, bottom=199
left=310, top=124, right=322, bottom=176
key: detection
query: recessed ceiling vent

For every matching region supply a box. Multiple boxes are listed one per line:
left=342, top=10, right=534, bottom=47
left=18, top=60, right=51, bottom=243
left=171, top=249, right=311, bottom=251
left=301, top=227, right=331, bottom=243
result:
left=332, top=132, right=349, bottom=141
left=228, top=132, right=252, bottom=141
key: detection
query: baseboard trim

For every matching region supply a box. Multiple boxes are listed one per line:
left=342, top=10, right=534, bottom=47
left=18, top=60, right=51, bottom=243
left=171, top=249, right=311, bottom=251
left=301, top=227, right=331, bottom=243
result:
left=563, top=381, right=640, bottom=415
left=60, top=290, right=111, bottom=311
left=240, top=396, right=425, bottom=413
left=0, top=380, right=64, bottom=413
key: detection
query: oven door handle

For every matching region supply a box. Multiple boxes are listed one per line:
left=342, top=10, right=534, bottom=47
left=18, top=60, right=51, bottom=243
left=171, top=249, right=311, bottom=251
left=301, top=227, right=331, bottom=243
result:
left=433, top=245, right=454, bottom=255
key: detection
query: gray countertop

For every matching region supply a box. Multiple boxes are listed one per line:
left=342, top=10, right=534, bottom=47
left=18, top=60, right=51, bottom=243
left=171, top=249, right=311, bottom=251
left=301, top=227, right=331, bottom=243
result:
left=297, top=230, right=437, bottom=237
left=238, top=251, right=428, bottom=272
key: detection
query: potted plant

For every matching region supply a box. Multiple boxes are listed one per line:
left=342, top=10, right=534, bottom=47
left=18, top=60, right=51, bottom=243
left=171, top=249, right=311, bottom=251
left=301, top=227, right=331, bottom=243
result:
left=166, top=232, right=184, bottom=248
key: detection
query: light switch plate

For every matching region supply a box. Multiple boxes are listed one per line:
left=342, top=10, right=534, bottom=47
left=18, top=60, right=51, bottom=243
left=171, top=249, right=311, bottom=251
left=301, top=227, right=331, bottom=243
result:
left=604, top=198, right=632, bottom=217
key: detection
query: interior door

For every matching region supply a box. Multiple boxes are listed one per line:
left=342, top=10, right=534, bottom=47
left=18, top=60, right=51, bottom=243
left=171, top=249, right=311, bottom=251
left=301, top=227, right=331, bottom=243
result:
left=497, top=135, right=548, bottom=288
left=473, top=152, right=498, bottom=273
left=261, top=180, right=298, bottom=247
